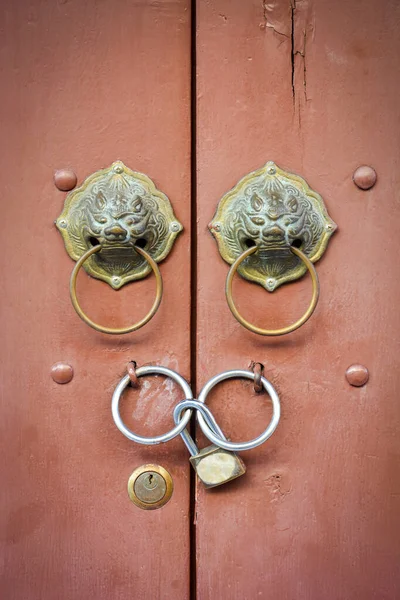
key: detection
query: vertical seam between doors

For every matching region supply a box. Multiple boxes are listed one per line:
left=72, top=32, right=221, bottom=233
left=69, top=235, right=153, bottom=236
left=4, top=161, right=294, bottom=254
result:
left=189, top=0, right=197, bottom=598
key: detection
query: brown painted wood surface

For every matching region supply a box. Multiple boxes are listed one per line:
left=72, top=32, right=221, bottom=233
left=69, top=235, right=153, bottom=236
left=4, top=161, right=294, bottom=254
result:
left=0, top=1, right=191, bottom=598
left=195, top=1, right=400, bottom=599
left=2, top=1, right=400, bottom=598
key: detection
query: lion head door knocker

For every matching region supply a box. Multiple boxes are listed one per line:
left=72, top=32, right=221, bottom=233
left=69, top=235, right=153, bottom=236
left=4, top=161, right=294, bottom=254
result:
left=56, top=161, right=182, bottom=334
left=209, top=162, right=337, bottom=336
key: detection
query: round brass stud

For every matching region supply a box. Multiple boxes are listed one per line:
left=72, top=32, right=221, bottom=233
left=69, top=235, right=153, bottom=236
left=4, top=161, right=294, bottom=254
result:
left=127, top=465, right=173, bottom=510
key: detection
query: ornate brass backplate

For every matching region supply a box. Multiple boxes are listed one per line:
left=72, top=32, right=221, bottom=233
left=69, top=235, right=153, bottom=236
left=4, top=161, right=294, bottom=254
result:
left=56, top=161, right=182, bottom=289
left=209, top=161, right=337, bottom=291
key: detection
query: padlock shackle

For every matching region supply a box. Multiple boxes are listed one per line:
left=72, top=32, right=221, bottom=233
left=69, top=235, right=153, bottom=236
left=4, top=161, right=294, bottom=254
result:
left=173, top=399, right=228, bottom=457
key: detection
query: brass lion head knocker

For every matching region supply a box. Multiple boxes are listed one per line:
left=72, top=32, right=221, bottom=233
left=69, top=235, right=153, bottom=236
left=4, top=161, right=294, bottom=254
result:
left=209, top=162, right=337, bottom=335
left=56, top=161, right=182, bottom=334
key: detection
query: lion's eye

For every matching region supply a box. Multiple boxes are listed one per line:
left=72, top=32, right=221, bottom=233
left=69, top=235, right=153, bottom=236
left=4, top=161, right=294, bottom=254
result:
left=94, top=215, right=107, bottom=224
left=126, top=218, right=133, bottom=226
left=251, top=194, right=263, bottom=212
left=132, top=197, right=143, bottom=212
left=95, top=192, right=107, bottom=211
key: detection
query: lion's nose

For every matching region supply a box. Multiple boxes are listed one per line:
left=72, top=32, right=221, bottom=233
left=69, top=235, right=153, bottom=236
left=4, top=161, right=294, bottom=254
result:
left=104, top=225, right=128, bottom=241
left=251, top=216, right=265, bottom=226
left=264, top=225, right=285, bottom=241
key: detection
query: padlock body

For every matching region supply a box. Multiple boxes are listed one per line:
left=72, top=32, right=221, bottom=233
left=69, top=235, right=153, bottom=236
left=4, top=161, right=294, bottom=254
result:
left=190, top=444, right=246, bottom=488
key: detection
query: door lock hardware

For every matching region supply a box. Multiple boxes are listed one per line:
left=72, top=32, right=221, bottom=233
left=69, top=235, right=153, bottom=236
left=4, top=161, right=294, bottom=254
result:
left=194, top=369, right=281, bottom=452
left=112, top=365, right=194, bottom=444
left=209, top=161, right=337, bottom=335
left=127, top=464, right=173, bottom=510
left=56, top=161, right=183, bottom=334
left=173, top=399, right=246, bottom=489
left=111, top=365, right=281, bottom=490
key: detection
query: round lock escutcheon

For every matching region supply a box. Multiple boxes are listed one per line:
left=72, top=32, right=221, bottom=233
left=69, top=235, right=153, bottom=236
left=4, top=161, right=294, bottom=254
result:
left=128, top=464, right=173, bottom=510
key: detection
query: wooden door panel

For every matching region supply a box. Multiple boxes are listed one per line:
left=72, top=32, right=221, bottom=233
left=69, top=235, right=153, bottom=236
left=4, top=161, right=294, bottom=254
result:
left=0, top=1, right=191, bottom=598
left=195, top=1, right=400, bottom=598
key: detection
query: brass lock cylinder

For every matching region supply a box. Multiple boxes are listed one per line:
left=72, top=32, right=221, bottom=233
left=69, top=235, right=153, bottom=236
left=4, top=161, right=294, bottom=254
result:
left=128, top=465, right=173, bottom=510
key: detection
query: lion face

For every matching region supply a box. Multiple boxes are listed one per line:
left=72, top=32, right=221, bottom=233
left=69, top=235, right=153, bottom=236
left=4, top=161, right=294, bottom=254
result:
left=222, top=175, right=323, bottom=258
left=83, top=185, right=156, bottom=248
left=209, top=162, right=336, bottom=290
left=57, top=161, right=182, bottom=288
left=237, top=179, right=311, bottom=250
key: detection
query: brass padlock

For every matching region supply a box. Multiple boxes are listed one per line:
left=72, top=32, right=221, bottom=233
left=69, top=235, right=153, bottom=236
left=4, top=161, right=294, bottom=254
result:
left=173, top=400, right=246, bottom=488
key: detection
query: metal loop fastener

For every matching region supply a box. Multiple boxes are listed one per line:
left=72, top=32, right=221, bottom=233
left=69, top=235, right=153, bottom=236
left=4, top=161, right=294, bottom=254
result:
left=127, top=361, right=140, bottom=388
left=111, top=365, right=193, bottom=444
left=70, top=244, right=163, bottom=335
left=196, top=369, right=281, bottom=452
left=225, top=245, right=320, bottom=336
left=251, top=361, right=264, bottom=393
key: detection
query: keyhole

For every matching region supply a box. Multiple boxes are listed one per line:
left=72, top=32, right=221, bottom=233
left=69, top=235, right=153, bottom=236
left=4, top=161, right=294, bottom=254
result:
left=143, top=472, right=158, bottom=490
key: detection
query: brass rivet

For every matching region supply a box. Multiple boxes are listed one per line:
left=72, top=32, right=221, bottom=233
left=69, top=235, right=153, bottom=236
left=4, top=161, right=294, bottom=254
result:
left=128, top=465, right=173, bottom=510
left=265, top=161, right=277, bottom=175
left=51, top=362, right=74, bottom=384
left=54, top=169, right=77, bottom=191
left=353, top=166, right=377, bottom=190
left=170, top=221, right=180, bottom=232
left=345, top=364, right=369, bottom=387
left=266, top=278, right=276, bottom=290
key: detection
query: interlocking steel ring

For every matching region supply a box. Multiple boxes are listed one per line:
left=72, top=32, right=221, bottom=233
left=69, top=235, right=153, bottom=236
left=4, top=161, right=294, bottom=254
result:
left=173, top=399, right=230, bottom=456
left=225, top=245, right=320, bottom=336
left=111, top=365, right=193, bottom=444
left=196, top=369, right=281, bottom=451
left=70, top=244, right=163, bottom=335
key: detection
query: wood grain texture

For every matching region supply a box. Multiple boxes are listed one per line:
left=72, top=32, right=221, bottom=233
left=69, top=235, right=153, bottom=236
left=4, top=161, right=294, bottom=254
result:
left=195, top=1, right=400, bottom=598
left=0, top=1, right=191, bottom=598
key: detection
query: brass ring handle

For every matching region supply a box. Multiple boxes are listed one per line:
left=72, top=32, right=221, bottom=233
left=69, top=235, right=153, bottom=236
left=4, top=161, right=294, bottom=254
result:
left=225, top=245, right=320, bottom=336
left=70, top=245, right=163, bottom=334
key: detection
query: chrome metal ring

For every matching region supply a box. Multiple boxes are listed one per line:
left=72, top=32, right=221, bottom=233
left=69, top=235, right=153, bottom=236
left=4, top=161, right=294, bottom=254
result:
left=111, top=365, right=193, bottom=444
left=197, top=369, right=281, bottom=451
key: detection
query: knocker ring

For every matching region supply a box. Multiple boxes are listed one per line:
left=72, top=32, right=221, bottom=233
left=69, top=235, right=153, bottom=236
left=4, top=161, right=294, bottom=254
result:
left=225, top=245, right=320, bottom=336
left=70, top=244, right=163, bottom=335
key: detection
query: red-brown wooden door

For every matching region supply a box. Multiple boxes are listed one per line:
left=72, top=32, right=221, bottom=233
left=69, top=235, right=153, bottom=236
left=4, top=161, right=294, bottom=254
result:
left=1, top=1, right=400, bottom=599
left=0, top=1, right=192, bottom=598
left=194, top=1, right=400, bottom=598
